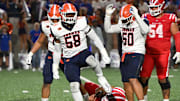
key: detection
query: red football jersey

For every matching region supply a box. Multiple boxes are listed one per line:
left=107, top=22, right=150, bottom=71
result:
left=142, top=13, right=177, bottom=54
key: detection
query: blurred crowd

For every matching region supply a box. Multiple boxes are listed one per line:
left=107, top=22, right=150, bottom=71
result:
left=0, top=0, right=179, bottom=70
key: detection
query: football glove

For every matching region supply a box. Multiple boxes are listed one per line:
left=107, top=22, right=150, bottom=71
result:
left=100, top=49, right=111, bottom=64
left=26, top=52, right=33, bottom=65
left=105, top=4, right=116, bottom=16
left=129, top=6, right=139, bottom=18
left=173, top=52, right=180, bottom=64
left=52, top=63, right=60, bottom=80
left=98, top=76, right=112, bottom=94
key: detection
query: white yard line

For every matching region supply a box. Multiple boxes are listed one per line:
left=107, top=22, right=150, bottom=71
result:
left=151, top=75, right=174, bottom=78
left=80, top=76, right=96, bottom=83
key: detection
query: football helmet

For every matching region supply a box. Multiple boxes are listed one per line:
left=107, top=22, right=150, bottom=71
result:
left=60, top=3, right=77, bottom=24
left=101, top=87, right=126, bottom=101
left=47, top=4, right=61, bottom=25
left=148, top=0, right=165, bottom=16
left=119, top=4, right=135, bottom=25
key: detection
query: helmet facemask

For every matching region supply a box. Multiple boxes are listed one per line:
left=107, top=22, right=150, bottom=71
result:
left=61, top=10, right=77, bottom=24
left=121, top=15, right=134, bottom=26
left=149, top=1, right=165, bottom=16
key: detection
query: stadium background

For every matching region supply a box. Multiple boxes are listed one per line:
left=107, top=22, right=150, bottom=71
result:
left=0, top=0, right=180, bottom=100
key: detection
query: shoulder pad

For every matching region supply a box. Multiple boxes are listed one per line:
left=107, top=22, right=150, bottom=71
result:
left=76, top=16, right=88, bottom=30
left=40, top=21, right=50, bottom=35
left=168, top=13, right=177, bottom=23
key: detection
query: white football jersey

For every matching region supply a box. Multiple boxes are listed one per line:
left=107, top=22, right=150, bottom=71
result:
left=105, top=17, right=146, bottom=54
left=41, top=20, right=55, bottom=52
left=50, top=16, right=89, bottom=58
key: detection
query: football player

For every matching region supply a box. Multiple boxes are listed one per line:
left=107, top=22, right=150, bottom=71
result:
left=104, top=4, right=149, bottom=101
left=51, top=3, right=112, bottom=101
left=26, top=4, right=62, bottom=101
left=139, top=0, right=180, bottom=101
left=84, top=82, right=126, bottom=101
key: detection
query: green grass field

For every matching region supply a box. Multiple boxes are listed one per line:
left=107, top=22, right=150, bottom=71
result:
left=0, top=67, right=180, bottom=101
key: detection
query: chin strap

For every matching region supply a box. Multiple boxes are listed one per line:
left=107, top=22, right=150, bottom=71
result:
left=173, top=31, right=180, bottom=52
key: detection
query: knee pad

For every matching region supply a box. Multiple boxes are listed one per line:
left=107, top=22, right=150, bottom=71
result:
left=138, top=78, right=149, bottom=88
left=70, top=82, right=80, bottom=93
left=158, top=78, right=171, bottom=90
left=85, top=55, right=98, bottom=68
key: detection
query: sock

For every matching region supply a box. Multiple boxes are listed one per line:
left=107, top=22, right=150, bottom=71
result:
left=144, top=95, right=148, bottom=101
left=163, top=99, right=169, bottom=101
left=41, top=98, right=48, bottom=101
left=83, top=93, right=89, bottom=101
left=71, top=91, right=83, bottom=101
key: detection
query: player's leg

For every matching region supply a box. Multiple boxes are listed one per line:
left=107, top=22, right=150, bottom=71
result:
left=120, top=57, right=134, bottom=101
left=5, top=52, right=9, bottom=68
left=85, top=54, right=111, bottom=93
left=139, top=53, right=155, bottom=101
left=123, top=82, right=134, bottom=101
left=0, top=52, right=3, bottom=71
left=60, top=57, right=89, bottom=101
left=42, top=51, right=53, bottom=101
left=156, top=53, right=171, bottom=101
left=64, top=59, right=83, bottom=101
left=126, top=53, right=144, bottom=100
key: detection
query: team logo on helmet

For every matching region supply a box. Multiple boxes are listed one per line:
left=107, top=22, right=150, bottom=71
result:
left=60, top=3, right=77, bottom=24
left=47, top=4, right=61, bottom=25
left=119, top=4, right=135, bottom=25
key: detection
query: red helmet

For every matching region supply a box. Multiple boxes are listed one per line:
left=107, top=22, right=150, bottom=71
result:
left=47, top=4, right=61, bottom=25
left=60, top=3, right=77, bottom=24
left=119, top=4, right=135, bottom=25
left=148, top=0, right=165, bottom=16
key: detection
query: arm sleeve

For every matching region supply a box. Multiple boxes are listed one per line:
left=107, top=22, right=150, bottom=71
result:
left=135, top=14, right=150, bottom=35
left=173, top=32, right=180, bottom=52
left=53, top=42, right=61, bottom=65
left=104, top=15, right=121, bottom=34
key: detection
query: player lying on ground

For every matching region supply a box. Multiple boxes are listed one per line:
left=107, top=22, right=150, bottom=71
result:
left=83, top=82, right=126, bottom=101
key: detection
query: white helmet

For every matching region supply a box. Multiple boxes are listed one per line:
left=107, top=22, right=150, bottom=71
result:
left=148, top=0, right=165, bottom=16
left=60, top=3, right=77, bottom=24
left=47, top=4, right=61, bottom=25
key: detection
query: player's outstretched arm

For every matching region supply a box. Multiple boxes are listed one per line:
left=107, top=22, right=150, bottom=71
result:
left=86, top=26, right=110, bottom=64
left=171, top=21, right=180, bottom=64
left=52, top=39, right=61, bottom=80
left=26, top=33, right=46, bottom=65
left=130, top=6, right=150, bottom=34
left=104, top=4, right=121, bottom=34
